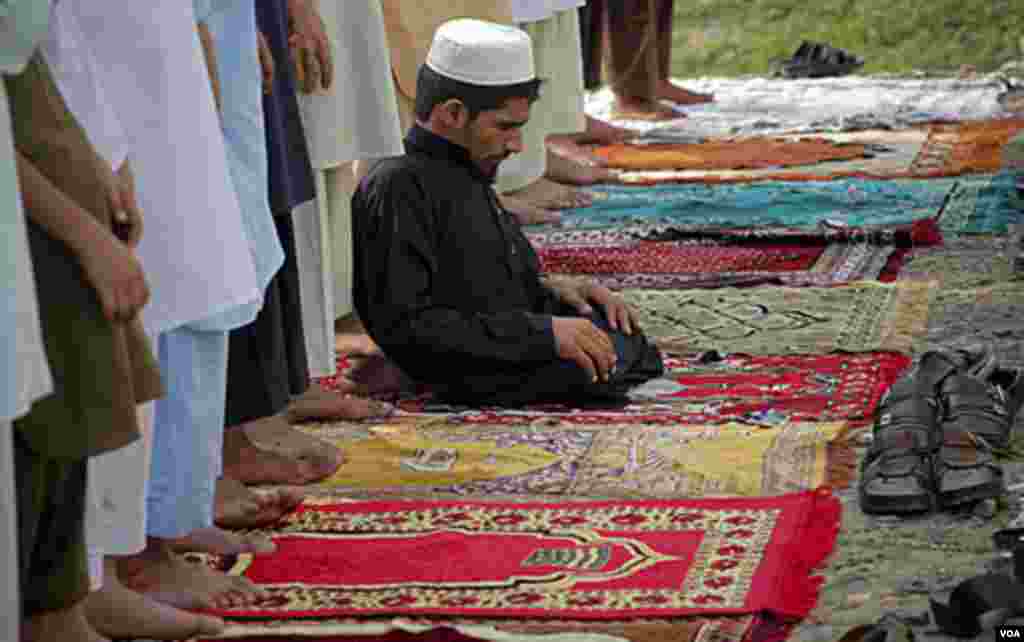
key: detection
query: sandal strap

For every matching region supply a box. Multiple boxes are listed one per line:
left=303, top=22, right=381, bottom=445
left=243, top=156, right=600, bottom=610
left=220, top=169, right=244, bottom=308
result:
left=942, top=375, right=1010, bottom=416
left=876, top=396, right=940, bottom=428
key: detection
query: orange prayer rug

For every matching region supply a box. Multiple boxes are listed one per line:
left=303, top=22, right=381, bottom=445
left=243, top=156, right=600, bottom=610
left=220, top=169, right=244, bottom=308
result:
left=202, top=490, right=839, bottom=621
left=908, top=118, right=1024, bottom=177
left=610, top=119, right=1024, bottom=185
left=591, top=138, right=870, bottom=171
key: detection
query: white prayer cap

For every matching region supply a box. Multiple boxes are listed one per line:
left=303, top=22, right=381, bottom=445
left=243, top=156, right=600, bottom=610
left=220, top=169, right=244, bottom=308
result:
left=425, top=19, right=535, bottom=87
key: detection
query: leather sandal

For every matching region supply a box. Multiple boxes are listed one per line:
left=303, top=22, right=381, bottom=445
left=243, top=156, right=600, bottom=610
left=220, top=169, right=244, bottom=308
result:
left=859, top=395, right=940, bottom=514
left=934, top=424, right=1004, bottom=508
left=940, top=374, right=1015, bottom=449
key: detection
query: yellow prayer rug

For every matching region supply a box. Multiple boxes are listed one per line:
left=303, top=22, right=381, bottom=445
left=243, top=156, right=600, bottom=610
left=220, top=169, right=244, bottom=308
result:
left=568, top=422, right=854, bottom=499
left=620, top=280, right=934, bottom=355
left=293, top=419, right=855, bottom=499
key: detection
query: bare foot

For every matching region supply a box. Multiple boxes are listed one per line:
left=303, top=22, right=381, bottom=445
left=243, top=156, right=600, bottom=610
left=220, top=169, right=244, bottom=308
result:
left=545, top=152, right=619, bottom=186
left=611, top=94, right=680, bottom=120
left=168, top=526, right=276, bottom=556
left=119, top=545, right=261, bottom=611
left=498, top=194, right=563, bottom=225
left=546, top=138, right=607, bottom=168
left=214, top=477, right=305, bottom=529
left=504, top=176, right=593, bottom=208
left=86, top=558, right=225, bottom=640
left=22, top=602, right=108, bottom=642
left=585, top=115, right=634, bottom=143
left=658, top=80, right=713, bottom=105
left=223, top=418, right=343, bottom=486
left=285, top=387, right=394, bottom=423
left=335, top=332, right=380, bottom=357
left=348, top=353, right=420, bottom=395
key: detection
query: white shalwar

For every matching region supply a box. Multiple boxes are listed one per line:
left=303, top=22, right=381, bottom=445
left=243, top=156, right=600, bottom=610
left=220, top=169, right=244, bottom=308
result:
left=294, top=0, right=403, bottom=375
left=0, top=0, right=56, bottom=631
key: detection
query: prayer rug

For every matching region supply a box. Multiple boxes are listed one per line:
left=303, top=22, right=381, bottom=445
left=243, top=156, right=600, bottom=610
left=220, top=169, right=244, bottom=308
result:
left=536, top=243, right=823, bottom=276
left=619, top=281, right=934, bottom=355
left=203, top=490, right=840, bottom=620
left=610, top=129, right=930, bottom=185
left=379, top=352, right=910, bottom=429
left=554, top=179, right=956, bottom=232
left=595, top=120, right=1024, bottom=185
left=907, top=118, right=1024, bottom=177
left=567, top=422, right=855, bottom=499
left=935, top=173, right=1024, bottom=235
left=202, top=613, right=755, bottom=642
left=292, top=419, right=594, bottom=496
left=537, top=243, right=904, bottom=290
left=526, top=218, right=942, bottom=249
left=293, top=419, right=856, bottom=499
left=586, top=76, right=1005, bottom=138
left=590, top=137, right=870, bottom=171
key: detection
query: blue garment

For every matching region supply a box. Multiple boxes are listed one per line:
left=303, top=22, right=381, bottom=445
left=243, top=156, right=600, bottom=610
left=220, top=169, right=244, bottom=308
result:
left=550, top=178, right=961, bottom=231
left=192, top=0, right=285, bottom=331
left=147, top=327, right=227, bottom=538
left=255, top=0, right=315, bottom=214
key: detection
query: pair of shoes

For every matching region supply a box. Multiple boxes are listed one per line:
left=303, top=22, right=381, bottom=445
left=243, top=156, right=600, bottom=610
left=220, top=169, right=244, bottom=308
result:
left=859, top=346, right=1023, bottom=514
left=777, top=40, right=864, bottom=79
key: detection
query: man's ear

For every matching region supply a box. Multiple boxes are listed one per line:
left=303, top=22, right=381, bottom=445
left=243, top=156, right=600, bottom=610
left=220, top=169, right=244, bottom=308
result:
left=438, top=99, right=469, bottom=128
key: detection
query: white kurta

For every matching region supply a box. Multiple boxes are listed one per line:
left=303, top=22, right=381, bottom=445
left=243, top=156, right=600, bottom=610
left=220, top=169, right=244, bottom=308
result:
left=0, top=1, right=55, bottom=636
left=295, top=0, right=404, bottom=373
left=298, top=0, right=404, bottom=169
left=71, top=0, right=259, bottom=336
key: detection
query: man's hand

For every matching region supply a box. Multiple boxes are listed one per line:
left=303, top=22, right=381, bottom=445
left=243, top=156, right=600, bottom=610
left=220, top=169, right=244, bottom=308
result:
left=580, top=283, right=638, bottom=335
left=111, top=161, right=143, bottom=248
left=78, top=225, right=151, bottom=323
left=545, top=277, right=639, bottom=335
left=551, top=317, right=617, bottom=384
left=257, top=31, right=275, bottom=94
left=286, top=0, right=333, bottom=93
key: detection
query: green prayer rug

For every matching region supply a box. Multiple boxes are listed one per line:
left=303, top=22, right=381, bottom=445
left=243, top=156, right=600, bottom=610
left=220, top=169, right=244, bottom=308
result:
left=621, top=280, right=934, bottom=356
left=938, top=172, right=1024, bottom=236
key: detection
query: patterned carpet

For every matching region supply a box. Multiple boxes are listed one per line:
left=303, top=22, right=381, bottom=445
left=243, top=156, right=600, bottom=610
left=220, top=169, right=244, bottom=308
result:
left=210, top=80, right=1024, bottom=641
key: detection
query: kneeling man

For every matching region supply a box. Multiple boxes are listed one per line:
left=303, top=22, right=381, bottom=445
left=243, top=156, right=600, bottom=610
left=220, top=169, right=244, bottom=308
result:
left=353, top=19, right=663, bottom=407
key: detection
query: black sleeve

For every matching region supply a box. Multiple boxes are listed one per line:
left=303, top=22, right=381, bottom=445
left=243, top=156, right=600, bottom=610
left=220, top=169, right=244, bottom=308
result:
left=354, top=169, right=558, bottom=367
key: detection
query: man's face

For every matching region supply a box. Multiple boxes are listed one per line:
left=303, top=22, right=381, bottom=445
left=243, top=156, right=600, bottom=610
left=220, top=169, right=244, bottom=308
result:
left=462, top=97, right=531, bottom=179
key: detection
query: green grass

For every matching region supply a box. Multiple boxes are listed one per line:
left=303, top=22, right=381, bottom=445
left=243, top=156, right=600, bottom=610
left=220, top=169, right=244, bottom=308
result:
left=670, top=0, right=1024, bottom=77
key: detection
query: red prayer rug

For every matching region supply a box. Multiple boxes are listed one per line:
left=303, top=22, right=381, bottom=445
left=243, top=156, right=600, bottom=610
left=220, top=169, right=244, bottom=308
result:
left=203, top=490, right=839, bottom=621
left=537, top=242, right=823, bottom=275
left=380, top=352, right=910, bottom=428
left=536, top=242, right=906, bottom=290
left=525, top=216, right=943, bottom=249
